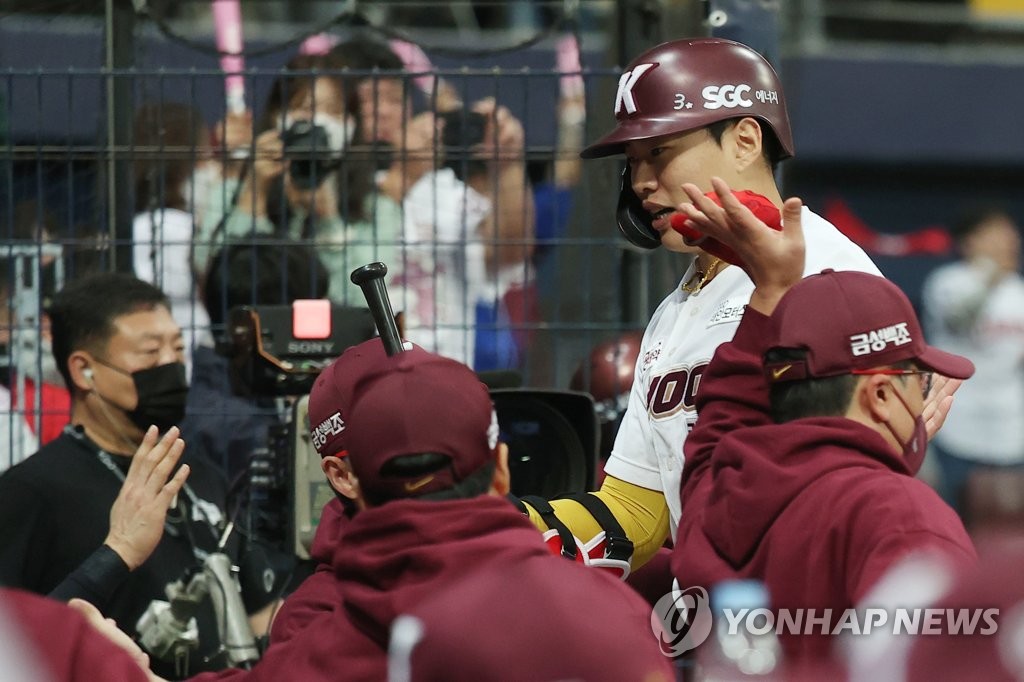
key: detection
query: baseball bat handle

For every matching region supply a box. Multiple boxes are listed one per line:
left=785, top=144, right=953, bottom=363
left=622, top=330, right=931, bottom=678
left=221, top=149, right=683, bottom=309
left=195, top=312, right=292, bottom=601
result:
left=350, top=262, right=404, bottom=356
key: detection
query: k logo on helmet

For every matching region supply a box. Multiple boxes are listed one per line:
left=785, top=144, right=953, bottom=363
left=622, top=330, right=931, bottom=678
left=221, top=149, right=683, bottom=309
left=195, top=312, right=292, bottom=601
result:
left=614, top=63, right=656, bottom=115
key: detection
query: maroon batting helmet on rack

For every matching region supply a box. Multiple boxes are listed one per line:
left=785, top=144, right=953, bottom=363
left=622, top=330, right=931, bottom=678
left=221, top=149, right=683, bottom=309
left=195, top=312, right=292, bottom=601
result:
left=581, top=38, right=794, bottom=160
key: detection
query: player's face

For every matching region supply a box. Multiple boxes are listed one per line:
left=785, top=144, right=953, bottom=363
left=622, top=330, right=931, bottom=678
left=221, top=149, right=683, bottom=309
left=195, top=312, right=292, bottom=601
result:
left=624, top=128, right=736, bottom=253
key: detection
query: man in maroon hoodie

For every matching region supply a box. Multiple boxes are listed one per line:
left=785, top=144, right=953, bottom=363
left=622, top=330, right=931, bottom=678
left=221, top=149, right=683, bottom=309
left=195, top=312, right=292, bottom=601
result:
left=175, top=340, right=672, bottom=681
left=670, top=178, right=978, bottom=666
left=266, top=338, right=433, bottom=645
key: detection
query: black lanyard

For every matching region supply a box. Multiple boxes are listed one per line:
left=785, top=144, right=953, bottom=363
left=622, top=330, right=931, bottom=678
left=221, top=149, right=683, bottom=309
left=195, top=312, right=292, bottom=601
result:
left=65, top=425, right=222, bottom=561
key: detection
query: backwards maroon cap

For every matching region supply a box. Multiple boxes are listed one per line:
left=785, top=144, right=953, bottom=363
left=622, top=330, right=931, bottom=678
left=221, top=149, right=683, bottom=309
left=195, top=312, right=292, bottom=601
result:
left=765, top=270, right=975, bottom=383
left=307, top=338, right=430, bottom=459
left=343, top=351, right=498, bottom=502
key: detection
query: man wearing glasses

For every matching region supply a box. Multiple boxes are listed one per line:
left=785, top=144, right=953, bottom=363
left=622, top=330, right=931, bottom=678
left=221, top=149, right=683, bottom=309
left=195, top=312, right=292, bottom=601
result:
left=671, top=178, right=978, bottom=668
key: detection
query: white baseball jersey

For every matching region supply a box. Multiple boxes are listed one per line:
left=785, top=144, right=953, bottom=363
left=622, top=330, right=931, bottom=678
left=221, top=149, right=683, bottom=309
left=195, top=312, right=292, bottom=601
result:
left=605, top=207, right=881, bottom=540
left=921, top=262, right=1024, bottom=464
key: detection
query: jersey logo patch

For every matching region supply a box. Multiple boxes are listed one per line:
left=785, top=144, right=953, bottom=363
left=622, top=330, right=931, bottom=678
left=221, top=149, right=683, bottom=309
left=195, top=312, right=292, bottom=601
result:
left=640, top=340, right=663, bottom=372
left=707, top=298, right=747, bottom=328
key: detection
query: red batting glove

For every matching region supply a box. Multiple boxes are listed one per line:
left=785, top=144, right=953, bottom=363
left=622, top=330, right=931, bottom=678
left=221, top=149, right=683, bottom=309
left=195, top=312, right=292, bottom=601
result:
left=670, top=190, right=783, bottom=267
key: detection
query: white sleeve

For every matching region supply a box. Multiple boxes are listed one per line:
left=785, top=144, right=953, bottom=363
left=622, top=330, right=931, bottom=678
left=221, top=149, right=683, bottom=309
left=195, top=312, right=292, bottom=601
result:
left=132, top=212, right=156, bottom=283
left=132, top=209, right=196, bottom=303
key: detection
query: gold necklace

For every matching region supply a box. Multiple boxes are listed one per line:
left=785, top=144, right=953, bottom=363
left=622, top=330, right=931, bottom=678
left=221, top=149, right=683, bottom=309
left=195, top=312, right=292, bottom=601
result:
left=681, top=257, right=723, bottom=294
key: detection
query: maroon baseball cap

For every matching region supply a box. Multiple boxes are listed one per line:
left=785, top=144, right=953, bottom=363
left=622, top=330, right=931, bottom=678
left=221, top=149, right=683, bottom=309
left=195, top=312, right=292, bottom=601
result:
left=343, top=350, right=499, bottom=502
left=765, top=270, right=974, bottom=382
left=307, top=338, right=429, bottom=458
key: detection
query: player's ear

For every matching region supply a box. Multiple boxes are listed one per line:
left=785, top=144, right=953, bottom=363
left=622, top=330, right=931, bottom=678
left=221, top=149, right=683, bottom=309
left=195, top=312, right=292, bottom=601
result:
left=322, top=456, right=359, bottom=500
left=857, top=374, right=895, bottom=423
left=730, top=117, right=763, bottom=171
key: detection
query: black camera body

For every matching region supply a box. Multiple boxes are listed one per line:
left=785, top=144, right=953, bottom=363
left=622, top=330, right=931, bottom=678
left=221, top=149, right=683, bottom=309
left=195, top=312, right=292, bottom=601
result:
left=439, top=110, right=488, bottom=181
left=280, top=120, right=339, bottom=190
left=226, top=301, right=599, bottom=559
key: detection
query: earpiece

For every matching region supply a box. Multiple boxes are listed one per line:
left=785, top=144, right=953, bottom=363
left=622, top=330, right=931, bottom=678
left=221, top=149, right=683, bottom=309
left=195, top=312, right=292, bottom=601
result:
left=83, top=367, right=94, bottom=381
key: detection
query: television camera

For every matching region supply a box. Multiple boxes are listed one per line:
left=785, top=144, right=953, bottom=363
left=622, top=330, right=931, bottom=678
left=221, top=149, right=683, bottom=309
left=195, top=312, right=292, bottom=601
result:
left=224, top=262, right=600, bottom=559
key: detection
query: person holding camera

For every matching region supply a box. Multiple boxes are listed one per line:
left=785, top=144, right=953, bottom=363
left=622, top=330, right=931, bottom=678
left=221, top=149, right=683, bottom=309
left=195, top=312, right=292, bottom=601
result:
left=205, top=52, right=396, bottom=310
left=327, top=35, right=536, bottom=367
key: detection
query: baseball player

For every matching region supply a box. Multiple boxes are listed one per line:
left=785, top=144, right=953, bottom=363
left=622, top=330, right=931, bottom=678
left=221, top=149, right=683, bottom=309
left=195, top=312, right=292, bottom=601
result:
left=518, top=38, right=882, bottom=574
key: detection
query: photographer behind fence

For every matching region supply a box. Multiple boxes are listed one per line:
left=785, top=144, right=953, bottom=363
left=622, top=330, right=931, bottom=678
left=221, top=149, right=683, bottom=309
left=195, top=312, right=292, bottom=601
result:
left=0, top=273, right=280, bottom=679
left=326, top=34, right=535, bottom=367
left=203, top=52, right=394, bottom=309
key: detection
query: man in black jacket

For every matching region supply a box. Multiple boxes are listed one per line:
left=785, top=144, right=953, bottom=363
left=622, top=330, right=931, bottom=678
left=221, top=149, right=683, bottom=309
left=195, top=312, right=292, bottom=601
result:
left=0, top=273, right=275, bottom=678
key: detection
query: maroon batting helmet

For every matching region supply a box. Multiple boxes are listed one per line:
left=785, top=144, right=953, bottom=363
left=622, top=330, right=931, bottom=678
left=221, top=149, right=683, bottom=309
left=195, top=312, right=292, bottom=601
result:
left=581, top=38, right=794, bottom=160
left=571, top=332, right=644, bottom=459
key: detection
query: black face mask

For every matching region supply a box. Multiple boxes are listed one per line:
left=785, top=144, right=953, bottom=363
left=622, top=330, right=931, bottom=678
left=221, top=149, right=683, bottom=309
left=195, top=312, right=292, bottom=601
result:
left=96, top=360, right=189, bottom=433
left=129, top=362, right=189, bottom=432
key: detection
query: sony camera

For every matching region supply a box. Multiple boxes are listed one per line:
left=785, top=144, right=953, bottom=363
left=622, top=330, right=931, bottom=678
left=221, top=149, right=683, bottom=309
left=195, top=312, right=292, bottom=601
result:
left=280, top=120, right=340, bottom=190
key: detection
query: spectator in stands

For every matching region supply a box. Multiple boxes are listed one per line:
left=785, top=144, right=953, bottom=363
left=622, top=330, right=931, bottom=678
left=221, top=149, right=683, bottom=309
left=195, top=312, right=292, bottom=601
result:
left=921, top=206, right=1024, bottom=515
left=1, top=200, right=70, bottom=448
left=327, top=35, right=535, bottom=367
left=132, top=101, right=216, bottom=366
left=474, top=33, right=585, bottom=371
left=208, top=52, right=392, bottom=308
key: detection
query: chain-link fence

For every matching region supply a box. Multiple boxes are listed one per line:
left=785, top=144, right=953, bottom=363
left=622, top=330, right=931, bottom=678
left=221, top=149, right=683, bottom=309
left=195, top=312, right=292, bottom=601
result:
left=1, top=6, right=689, bottom=470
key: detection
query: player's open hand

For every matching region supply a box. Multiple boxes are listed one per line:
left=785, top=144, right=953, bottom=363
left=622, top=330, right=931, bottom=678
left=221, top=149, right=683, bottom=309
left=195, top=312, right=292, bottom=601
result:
left=104, top=426, right=189, bottom=571
left=923, top=374, right=963, bottom=441
left=678, top=177, right=805, bottom=313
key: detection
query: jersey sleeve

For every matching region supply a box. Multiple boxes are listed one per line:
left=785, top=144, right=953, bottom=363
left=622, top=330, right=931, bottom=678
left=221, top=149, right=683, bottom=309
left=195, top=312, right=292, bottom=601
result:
left=523, top=475, right=670, bottom=570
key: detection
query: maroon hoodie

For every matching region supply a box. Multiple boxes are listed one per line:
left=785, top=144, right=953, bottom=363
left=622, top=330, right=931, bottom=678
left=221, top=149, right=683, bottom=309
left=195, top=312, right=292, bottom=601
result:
left=268, top=497, right=349, bottom=645
left=1, top=588, right=150, bottom=682
left=192, top=495, right=665, bottom=682
left=672, top=308, right=976, bottom=663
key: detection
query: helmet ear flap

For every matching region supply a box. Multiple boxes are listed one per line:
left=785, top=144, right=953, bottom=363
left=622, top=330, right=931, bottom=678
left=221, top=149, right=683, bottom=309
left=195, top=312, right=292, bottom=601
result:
left=615, top=165, right=660, bottom=250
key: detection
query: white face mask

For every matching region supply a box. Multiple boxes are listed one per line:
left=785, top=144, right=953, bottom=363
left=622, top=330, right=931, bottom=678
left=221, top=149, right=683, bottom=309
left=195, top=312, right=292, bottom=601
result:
left=282, top=112, right=356, bottom=154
